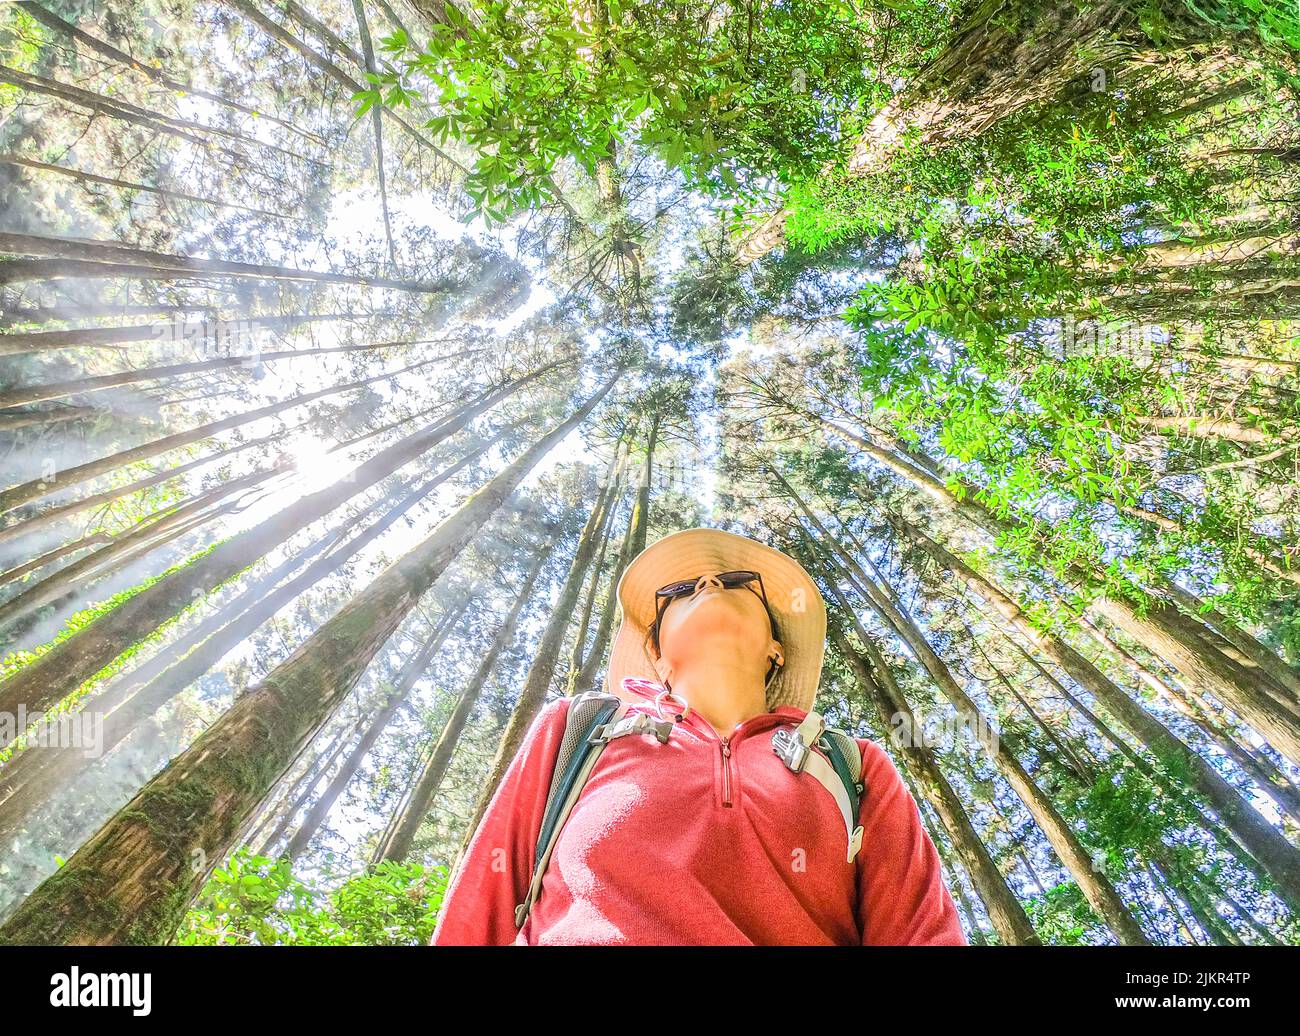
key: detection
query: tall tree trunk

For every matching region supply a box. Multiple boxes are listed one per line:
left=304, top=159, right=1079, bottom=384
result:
left=0, top=376, right=455, bottom=547
left=954, top=613, right=1089, bottom=781
left=0, top=531, right=111, bottom=590
left=0, top=349, right=477, bottom=516
left=221, top=0, right=465, bottom=171
left=0, top=462, right=287, bottom=632
left=0, top=406, right=96, bottom=430
left=0, top=302, right=198, bottom=327
left=12, top=1, right=325, bottom=146
left=0, top=337, right=449, bottom=409
left=828, top=619, right=1040, bottom=945
left=255, top=722, right=359, bottom=854
left=1155, top=578, right=1300, bottom=700
left=284, top=598, right=472, bottom=859
left=630, top=410, right=660, bottom=557
left=372, top=541, right=554, bottom=864
left=1080, top=618, right=1300, bottom=828
left=453, top=464, right=622, bottom=864
left=0, top=371, right=620, bottom=944
left=0, top=233, right=460, bottom=293
left=0, top=312, right=373, bottom=357
left=562, top=447, right=624, bottom=693
left=806, top=407, right=1300, bottom=767
left=1090, top=593, right=1300, bottom=767
left=0, top=361, right=563, bottom=739
left=350, top=0, right=398, bottom=267
left=893, top=516, right=1300, bottom=910
left=280, top=0, right=365, bottom=63
left=0, top=464, right=493, bottom=845
left=733, top=0, right=1233, bottom=262
left=0, top=427, right=295, bottom=541
left=571, top=478, right=638, bottom=696
left=0, top=508, right=356, bottom=832
left=0, top=155, right=301, bottom=224
left=0, top=64, right=311, bottom=163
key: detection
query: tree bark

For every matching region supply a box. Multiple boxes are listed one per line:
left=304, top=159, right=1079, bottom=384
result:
left=0, top=406, right=96, bottom=430
left=1080, top=618, right=1300, bottom=827
left=453, top=461, right=622, bottom=864
left=828, top=619, right=1040, bottom=945
left=893, top=516, right=1300, bottom=911
left=0, top=360, right=563, bottom=739
left=373, top=541, right=554, bottom=864
left=254, top=722, right=359, bottom=854
left=0, top=370, right=620, bottom=944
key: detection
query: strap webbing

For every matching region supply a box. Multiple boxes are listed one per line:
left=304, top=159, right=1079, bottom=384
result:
left=802, top=750, right=865, bottom=863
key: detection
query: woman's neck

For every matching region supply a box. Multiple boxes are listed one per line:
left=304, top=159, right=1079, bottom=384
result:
left=667, top=661, right=769, bottom=736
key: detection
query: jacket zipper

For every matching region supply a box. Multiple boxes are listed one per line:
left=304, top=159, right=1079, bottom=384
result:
left=720, top=737, right=733, bottom=808
left=671, top=704, right=805, bottom=810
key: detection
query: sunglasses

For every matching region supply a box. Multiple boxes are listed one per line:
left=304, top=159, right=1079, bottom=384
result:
left=650, top=570, right=779, bottom=656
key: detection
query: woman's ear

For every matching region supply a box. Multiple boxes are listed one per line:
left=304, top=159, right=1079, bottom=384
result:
left=768, top=638, right=785, bottom=670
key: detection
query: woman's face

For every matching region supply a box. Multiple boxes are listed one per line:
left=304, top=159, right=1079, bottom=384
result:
left=654, top=571, right=783, bottom=680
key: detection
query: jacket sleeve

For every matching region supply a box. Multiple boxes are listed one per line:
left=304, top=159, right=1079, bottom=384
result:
left=431, top=696, right=571, bottom=946
left=854, top=738, right=968, bottom=946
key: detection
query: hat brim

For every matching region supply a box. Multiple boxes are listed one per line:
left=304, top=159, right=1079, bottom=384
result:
left=604, top=528, right=827, bottom=713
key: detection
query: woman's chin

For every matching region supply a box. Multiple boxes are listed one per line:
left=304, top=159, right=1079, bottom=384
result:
left=663, top=624, right=766, bottom=665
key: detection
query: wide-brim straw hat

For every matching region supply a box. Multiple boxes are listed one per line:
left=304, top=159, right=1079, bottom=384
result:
left=605, top=527, right=827, bottom=713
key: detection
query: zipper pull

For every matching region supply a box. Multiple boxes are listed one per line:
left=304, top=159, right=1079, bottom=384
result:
left=720, top=738, right=733, bottom=807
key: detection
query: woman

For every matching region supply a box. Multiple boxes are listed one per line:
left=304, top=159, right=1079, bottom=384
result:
left=432, top=527, right=967, bottom=945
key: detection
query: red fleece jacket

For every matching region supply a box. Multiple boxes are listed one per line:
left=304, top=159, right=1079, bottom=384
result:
left=433, top=679, right=967, bottom=946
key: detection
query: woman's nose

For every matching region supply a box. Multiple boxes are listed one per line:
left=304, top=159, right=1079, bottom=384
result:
left=695, top=574, right=722, bottom=592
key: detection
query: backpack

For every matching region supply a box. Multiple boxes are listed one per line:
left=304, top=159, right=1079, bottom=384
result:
left=513, top=688, right=867, bottom=930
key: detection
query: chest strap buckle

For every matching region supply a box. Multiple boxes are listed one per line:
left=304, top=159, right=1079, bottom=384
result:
left=591, top=711, right=674, bottom=745
left=772, top=727, right=810, bottom=772
left=772, top=711, right=826, bottom=773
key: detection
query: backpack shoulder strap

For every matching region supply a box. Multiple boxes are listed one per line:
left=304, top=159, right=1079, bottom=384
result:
left=818, top=727, right=866, bottom=838
left=773, top=711, right=866, bottom=864
left=514, top=691, right=621, bottom=929
left=514, top=690, right=675, bottom=930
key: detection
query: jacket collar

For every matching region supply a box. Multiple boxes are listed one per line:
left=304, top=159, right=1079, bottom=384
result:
left=618, top=677, right=807, bottom=739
